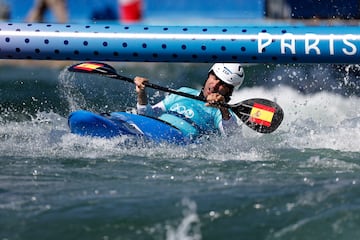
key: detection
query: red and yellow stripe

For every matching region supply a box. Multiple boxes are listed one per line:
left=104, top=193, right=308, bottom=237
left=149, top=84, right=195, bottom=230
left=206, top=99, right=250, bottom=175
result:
left=249, top=103, right=275, bottom=127
left=74, top=63, right=104, bottom=71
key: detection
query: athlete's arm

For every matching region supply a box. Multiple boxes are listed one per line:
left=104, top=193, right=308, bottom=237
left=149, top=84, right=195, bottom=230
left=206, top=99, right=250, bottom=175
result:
left=205, top=92, right=232, bottom=121
left=218, top=116, right=238, bottom=135
left=134, top=76, right=148, bottom=105
left=134, top=76, right=166, bottom=116
left=205, top=92, right=238, bottom=135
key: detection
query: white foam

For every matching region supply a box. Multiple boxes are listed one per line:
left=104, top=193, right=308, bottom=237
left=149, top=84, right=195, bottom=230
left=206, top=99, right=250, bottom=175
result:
left=232, top=86, right=360, bottom=152
left=1, top=86, right=359, bottom=160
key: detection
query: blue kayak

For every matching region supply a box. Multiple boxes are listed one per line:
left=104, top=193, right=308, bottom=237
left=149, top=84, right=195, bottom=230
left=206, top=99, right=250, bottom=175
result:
left=68, top=110, right=191, bottom=144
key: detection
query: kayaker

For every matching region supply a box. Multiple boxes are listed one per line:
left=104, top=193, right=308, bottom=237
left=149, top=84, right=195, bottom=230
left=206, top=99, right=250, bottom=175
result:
left=134, top=63, right=245, bottom=139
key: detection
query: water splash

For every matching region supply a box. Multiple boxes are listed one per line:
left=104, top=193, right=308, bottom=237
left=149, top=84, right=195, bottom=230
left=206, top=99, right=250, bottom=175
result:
left=166, top=198, right=201, bottom=240
left=232, top=85, right=360, bottom=152
left=1, top=85, right=359, bottom=160
left=57, top=68, right=88, bottom=112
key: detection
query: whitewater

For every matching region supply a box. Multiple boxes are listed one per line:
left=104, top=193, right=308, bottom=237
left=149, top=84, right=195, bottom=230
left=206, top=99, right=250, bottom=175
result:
left=1, top=63, right=360, bottom=240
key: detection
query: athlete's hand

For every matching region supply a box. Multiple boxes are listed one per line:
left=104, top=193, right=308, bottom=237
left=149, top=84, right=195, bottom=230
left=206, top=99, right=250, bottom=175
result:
left=206, top=93, right=231, bottom=120
left=134, top=76, right=148, bottom=93
left=134, top=76, right=148, bottom=105
left=205, top=93, right=225, bottom=107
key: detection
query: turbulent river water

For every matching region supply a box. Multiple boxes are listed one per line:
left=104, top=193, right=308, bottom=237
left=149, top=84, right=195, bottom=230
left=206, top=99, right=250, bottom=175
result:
left=1, top=62, right=360, bottom=240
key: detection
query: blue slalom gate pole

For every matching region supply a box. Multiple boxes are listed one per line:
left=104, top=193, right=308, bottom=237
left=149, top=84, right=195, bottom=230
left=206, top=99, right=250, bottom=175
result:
left=0, top=22, right=360, bottom=63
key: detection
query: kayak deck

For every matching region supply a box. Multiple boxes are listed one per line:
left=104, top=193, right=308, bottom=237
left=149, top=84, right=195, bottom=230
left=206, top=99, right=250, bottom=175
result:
left=68, top=110, right=191, bottom=144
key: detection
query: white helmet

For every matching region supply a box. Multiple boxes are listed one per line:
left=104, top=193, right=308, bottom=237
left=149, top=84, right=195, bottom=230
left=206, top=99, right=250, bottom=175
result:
left=209, top=63, right=245, bottom=90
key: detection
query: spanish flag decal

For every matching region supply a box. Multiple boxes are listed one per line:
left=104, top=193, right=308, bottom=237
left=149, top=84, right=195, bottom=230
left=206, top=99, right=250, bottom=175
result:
left=249, top=103, right=275, bottom=127
left=74, top=63, right=104, bottom=71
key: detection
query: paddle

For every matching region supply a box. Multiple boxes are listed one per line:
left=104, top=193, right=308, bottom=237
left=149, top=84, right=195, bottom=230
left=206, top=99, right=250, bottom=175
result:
left=68, top=62, right=284, bottom=134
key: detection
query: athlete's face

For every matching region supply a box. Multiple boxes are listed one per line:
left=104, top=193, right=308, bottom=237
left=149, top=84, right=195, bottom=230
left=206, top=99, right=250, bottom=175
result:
left=203, top=73, right=233, bottom=98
